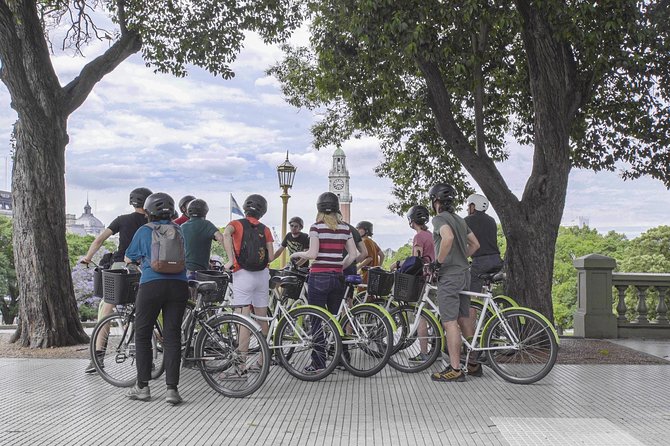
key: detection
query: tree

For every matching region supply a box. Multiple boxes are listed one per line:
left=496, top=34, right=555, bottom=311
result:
left=0, top=1, right=302, bottom=347
left=270, top=0, right=670, bottom=320
left=0, top=216, right=18, bottom=324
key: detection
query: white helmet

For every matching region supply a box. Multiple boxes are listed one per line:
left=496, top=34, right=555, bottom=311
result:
left=466, top=193, right=489, bottom=212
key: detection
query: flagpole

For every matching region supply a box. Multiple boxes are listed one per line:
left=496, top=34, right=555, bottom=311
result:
left=229, top=193, right=232, bottom=222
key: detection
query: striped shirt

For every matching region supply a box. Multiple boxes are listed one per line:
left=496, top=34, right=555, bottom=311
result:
left=309, top=222, right=352, bottom=273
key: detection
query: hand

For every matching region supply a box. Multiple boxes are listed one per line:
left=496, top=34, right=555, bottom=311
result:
left=224, top=261, right=233, bottom=271
left=80, top=257, right=91, bottom=267
left=428, top=260, right=442, bottom=273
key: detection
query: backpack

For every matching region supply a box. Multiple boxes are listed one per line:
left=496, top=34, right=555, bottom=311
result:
left=145, top=222, right=185, bottom=274
left=236, top=219, right=269, bottom=271
left=399, top=256, right=424, bottom=276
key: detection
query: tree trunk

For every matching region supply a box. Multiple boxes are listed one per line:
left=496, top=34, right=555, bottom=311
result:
left=11, top=115, right=88, bottom=347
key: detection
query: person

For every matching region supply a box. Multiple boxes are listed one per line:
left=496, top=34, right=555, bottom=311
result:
left=355, top=220, right=384, bottom=284
left=428, top=183, right=480, bottom=382
left=222, top=194, right=274, bottom=372
left=270, top=216, right=310, bottom=265
left=173, top=195, right=195, bottom=225
left=181, top=198, right=225, bottom=276
left=81, top=187, right=152, bottom=374
left=290, top=192, right=358, bottom=372
left=464, top=193, right=503, bottom=293
left=124, top=192, right=188, bottom=404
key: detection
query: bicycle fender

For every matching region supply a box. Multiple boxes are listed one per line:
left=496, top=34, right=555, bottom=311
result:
left=481, top=307, right=560, bottom=344
left=351, top=303, right=398, bottom=332
left=280, top=305, right=345, bottom=337
left=226, top=312, right=263, bottom=332
left=493, top=295, right=520, bottom=308
left=420, top=307, right=444, bottom=340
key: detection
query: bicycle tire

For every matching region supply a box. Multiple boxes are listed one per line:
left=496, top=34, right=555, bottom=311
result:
left=195, top=313, right=270, bottom=398
left=484, top=308, right=557, bottom=384
left=339, top=305, right=393, bottom=377
left=90, top=313, right=165, bottom=387
left=387, top=305, right=441, bottom=373
left=275, top=307, right=342, bottom=382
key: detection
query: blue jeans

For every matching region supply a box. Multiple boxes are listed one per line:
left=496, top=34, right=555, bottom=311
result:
left=307, top=272, right=344, bottom=367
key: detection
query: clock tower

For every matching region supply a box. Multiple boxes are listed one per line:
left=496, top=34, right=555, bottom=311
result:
left=329, top=148, right=352, bottom=223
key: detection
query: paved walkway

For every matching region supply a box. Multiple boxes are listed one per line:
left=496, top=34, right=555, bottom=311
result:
left=1, top=354, right=669, bottom=445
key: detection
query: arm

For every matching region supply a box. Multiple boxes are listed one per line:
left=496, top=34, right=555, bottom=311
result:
left=291, top=235, right=319, bottom=261
left=412, top=243, right=423, bottom=258
left=266, top=240, right=275, bottom=263
left=222, top=225, right=235, bottom=270
left=81, top=228, right=114, bottom=263
left=377, top=244, right=385, bottom=265
left=466, top=232, right=480, bottom=258
left=342, top=237, right=358, bottom=270
left=436, top=224, right=454, bottom=264
left=270, top=245, right=285, bottom=262
left=355, top=240, right=367, bottom=263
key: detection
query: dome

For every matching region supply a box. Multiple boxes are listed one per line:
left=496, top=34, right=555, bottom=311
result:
left=72, top=200, right=105, bottom=235
left=333, top=147, right=345, bottom=157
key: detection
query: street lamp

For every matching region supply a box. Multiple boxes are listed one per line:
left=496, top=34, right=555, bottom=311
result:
left=277, top=151, right=297, bottom=267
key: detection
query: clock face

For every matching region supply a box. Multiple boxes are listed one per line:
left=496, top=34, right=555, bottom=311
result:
left=333, top=179, right=345, bottom=190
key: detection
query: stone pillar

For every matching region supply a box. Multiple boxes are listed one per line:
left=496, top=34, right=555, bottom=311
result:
left=573, top=254, right=618, bottom=338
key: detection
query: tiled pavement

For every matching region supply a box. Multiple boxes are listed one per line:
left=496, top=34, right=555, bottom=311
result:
left=1, top=357, right=669, bottom=445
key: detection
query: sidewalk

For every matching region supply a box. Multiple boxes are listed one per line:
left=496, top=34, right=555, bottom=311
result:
left=1, top=357, right=668, bottom=445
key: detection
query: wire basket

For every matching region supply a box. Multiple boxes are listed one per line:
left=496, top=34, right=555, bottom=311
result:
left=393, top=272, right=425, bottom=302
left=279, top=270, right=306, bottom=301
left=195, top=270, right=229, bottom=302
left=102, top=269, right=140, bottom=305
left=367, top=268, right=395, bottom=296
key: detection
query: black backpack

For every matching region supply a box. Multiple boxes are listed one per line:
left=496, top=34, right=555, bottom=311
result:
left=236, top=219, right=269, bottom=271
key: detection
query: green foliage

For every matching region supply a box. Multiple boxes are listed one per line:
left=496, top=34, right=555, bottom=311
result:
left=383, top=242, right=413, bottom=269
left=0, top=216, right=18, bottom=324
left=65, top=233, right=115, bottom=267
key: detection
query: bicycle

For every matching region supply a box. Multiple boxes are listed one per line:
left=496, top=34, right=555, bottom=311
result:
left=390, top=267, right=559, bottom=384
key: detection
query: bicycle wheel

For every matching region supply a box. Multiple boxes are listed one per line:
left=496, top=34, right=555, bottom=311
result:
left=90, top=313, right=165, bottom=387
left=388, top=305, right=441, bottom=373
left=195, top=313, right=270, bottom=398
left=339, top=306, right=393, bottom=377
left=275, top=307, right=342, bottom=382
left=484, top=308, right=557, bottom=384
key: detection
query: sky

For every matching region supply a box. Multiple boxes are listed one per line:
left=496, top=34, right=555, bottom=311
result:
left=1, top=20, right=670, bottom=252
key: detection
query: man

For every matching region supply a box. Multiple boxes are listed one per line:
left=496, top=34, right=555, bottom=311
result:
left=173, top=195, right=195, bottom=225
left=355, top=220, right=384, bottom=284
left=81, top=186, right=152, bottom=374
left=428, top=183, right=480, bottom=382
left=464, top=193, right=503, bottom=293
left=270, top=216, right=310, bottom=265
left=181, top=198, right=225, bottom=275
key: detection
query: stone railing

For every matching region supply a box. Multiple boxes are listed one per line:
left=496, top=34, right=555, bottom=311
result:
left=573, top=254, right=670, bottom=339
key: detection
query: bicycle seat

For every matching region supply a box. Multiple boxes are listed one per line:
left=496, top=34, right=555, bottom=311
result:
left=270, top=276, right=299, bottom=287
left=478, top=271, right=506, bottom=283
left=345, top=275, right=363, bottom=285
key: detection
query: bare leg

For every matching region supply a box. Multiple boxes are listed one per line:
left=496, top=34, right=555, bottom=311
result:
left=443, top=320, right=461, bottom=369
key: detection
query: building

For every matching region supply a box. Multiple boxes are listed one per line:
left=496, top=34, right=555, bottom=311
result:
left=328, top=148, right=352, bottom=223
left=66, top=199, right=105, bottom=236
left=0, top=190, right=11, bottom=218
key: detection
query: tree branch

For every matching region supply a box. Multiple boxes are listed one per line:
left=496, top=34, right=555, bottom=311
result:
left=62, top=31, right=141, bottom=115
left=471, top=21, right=490, bottom=158
left=117, top=0, right=128, bottom=35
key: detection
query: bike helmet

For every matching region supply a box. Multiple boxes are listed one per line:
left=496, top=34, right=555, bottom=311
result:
left=466, top=193, right=489, bottom=212
left=356, top=220, right=374, bottom=236
left=407, top=205, right=430, bottom=225
left=243, top=194, right=267, bottom=218
left=144, top=192, right=175, bottom=219
left=316, top=192, right=339, bottom=213
left=178, top=195, right=196, bottom=213
left=187, top=198, right=209, bottom=218
left=129, top=187, right=153, bottom=208
left=289, top=216, right=304, bottom=229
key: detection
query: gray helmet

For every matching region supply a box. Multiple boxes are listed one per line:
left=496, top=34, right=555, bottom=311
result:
left=356, top=220, right=374, bottom=236
left=187, top=198, right=209, bottom=218
left=289, top=216, right=304, bottom=229
left=317, top=192, right=339, bottom=213
left=178, top=195, right=196, bottom=213
left=144, top=192, right=175, bottom=219
left=407, top=205, right=430, bottom=225
left=129, top=187, right=153, bottom=208
left=243, top=194, right=267, bottom=218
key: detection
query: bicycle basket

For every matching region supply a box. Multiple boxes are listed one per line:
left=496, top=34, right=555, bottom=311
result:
left=367, top=268, right=394, bottom=296
left=279, top=270, right=306, bottom=301
left=93, top=267, right=106, bottom=297
left=393, top=272, right=425, bottom=302
left=195, top=270, right=228, bottom=302
left=268, top=268, right=281, bottom=289
left=102, top=269, right=140, bottom=305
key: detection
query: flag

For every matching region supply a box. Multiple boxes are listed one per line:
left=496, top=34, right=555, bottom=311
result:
left=230, top=194, right=244, bottom=219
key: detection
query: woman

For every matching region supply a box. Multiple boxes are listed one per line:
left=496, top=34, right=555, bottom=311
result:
left=290, top=192, right=358, bottom=372
left=125, top=192, right=188, bottom=404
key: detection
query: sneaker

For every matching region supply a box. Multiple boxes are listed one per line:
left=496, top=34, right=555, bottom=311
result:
left=127, top=384, right=151, bottom=401
left=248, top=363, right=262, bottom=373
left=221, top=367, right=248, bottom=380
left=431, top=366, right=466, bottom=382
left=466, top=362, right=483, bottom=377
left=408, top=353, right=429, bottom=363
left=304, top=363, right=325, bottom=374
left=84, top=360, right=97, bottom=374
left=336, top=350, right=351, bottom=370
left=166, top=388, right=183, bottom=405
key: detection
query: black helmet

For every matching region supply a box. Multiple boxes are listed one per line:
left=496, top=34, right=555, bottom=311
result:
left=429, top=183, right=455, bottom=203
left=356, top=220, right=374, bottom=236
left=289, top=216, right=304, bottom=229
left=243, top=194, right=267, bottom=218
left=144, top=192, right=175, bottom=219
left=129, top=187, right=152, bottom=208
left=187, top=198, right=209, bottom=218
left=317, top=192, right=339, bottom=213
left=178, top=195, right=196, bottom=213
left=407, top=205, right=430, bottom=225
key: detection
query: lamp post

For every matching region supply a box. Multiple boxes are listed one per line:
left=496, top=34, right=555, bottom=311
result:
left=277, top=151, right=297, bottom=267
